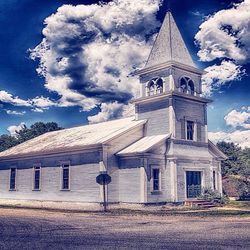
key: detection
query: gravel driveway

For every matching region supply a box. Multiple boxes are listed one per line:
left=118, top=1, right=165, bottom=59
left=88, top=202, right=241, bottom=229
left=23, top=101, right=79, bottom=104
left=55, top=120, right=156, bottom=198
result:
left=0, top=208, right=249, bottom=250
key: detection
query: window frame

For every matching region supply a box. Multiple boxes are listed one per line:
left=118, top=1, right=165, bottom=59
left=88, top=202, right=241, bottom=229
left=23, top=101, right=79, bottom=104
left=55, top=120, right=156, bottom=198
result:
left=179, top=76, right=195, bottom=95
left=9, top=167, right=17, bottom=191
left=186, top=120, right=195, bottom=141
left=61, top=162, right=70, bottom=191
left=213, top=170, right=217, bottom=190
left=151, top=166, right=161, bottom=193
left=33, top=164, right=41, bottom=191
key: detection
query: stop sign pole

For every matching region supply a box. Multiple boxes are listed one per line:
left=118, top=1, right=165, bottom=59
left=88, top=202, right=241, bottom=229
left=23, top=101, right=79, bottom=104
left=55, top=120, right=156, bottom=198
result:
left=103, top=181, right=107, bottom=212
left=96, top=171, right=111, bottom=212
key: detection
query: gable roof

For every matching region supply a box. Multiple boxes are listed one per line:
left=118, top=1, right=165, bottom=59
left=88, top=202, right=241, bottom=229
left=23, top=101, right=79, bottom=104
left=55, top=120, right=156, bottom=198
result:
left=208, top=140, right=228, bottom=160
left=0, top=117, right=146, bottom=160
left=145, top=11, right=196, bottom=69
left=117, top=134, right=169, bottom=156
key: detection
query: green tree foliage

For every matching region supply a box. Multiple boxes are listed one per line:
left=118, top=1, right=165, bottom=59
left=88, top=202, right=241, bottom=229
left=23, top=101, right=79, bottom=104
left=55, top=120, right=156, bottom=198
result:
left=0, top=134, right=18, bottom=152
left=0, top=122, right=63, bottom=152
left=217, top=141, right=250, bottom=178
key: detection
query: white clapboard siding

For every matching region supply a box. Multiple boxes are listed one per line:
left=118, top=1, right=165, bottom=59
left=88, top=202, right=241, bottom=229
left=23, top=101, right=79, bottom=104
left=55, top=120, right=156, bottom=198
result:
left=119, top=167, right=141, bottom=203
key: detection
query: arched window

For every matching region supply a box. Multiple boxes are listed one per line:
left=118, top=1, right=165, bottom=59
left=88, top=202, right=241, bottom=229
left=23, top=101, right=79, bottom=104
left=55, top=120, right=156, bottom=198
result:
left=148, top=80, right=155, bottom=96
left=146, top=78, right=164, bottom=96
left=179, top=77, right=195, bottom=95
left=156, top=78, right=163, bottom=94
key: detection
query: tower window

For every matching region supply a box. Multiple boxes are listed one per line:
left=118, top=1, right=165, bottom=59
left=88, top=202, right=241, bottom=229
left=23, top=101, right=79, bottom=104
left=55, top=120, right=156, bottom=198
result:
left=186, top=121, right=194, bottom=140
left=156, top=78, right=163, bottom=94
left=146, top=78, right=164, bottom=96
left=179, top=77, right=195, bottom=95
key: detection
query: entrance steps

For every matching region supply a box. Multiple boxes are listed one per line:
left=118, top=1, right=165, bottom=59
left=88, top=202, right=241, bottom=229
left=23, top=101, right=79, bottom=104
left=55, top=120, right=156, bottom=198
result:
left=185, top=199, right=216, bottom=208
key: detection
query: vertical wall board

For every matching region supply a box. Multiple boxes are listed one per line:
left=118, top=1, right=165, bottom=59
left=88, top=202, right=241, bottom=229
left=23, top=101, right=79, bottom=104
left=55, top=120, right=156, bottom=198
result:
left=0, top=163, right=100, bottom=202
left=137, top=99, right=170, bottom=136
left=106, top=125, right=144, bottom=202
left=119, top=167, right=141, bottom=203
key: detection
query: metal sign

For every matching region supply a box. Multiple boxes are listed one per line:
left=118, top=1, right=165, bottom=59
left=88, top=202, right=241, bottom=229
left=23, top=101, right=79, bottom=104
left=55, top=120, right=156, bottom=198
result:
left=96, top=172, right=111, bottom=212
left=96, top=173, right=111, bottom=185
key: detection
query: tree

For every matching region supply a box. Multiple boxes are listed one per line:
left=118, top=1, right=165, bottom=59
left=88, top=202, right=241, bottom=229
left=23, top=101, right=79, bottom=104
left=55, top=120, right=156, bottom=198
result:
left=217, top=141, right=250, bottom=178
left=17, top=122, right=62, bottom=143
left=0, top=122, right=63, bottom=152
left=0, top=134, right=18, bottom=152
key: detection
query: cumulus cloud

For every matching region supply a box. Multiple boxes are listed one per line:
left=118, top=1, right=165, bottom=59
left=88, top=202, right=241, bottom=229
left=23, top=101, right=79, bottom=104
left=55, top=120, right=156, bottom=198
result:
left=7, top=122, right=26, bottom=137
left=224, top=107, right=250, bottom=129
left=201, top=60, right=245, bottom=95
left=0, top=90, right=31, bottom=107
left=0, top=89, right=57, bottom=113
left=209, top=130, right=250, bottom=149
left=88, top=102, right=135, bottom=123
left=195, top=0, right=250, bottom=95
left=30, top=0, right=161, bottom=121
left=5, top=110, right=26, bottom=115
left=209, top=105, right=250, bottom=148
left=31, top=96, right=57, bottom=108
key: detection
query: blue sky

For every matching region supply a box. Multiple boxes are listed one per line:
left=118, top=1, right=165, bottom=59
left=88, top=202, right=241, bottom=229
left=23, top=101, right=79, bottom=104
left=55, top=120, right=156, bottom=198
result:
left=0, top=0, right=249, bottom=146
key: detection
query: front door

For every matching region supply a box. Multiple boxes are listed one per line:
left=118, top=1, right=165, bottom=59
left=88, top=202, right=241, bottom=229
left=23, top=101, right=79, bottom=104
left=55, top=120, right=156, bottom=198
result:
left=186, top=171, right=202, bottom=198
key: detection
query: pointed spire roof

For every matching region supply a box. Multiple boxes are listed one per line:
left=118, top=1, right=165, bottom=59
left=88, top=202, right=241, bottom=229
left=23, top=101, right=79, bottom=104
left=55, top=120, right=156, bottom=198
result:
left=145, top=11, right=196, bottom=69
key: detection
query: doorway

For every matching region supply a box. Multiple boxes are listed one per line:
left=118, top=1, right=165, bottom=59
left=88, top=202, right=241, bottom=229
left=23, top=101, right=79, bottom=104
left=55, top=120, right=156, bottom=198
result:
left=186, top=171, right=202, bottom=198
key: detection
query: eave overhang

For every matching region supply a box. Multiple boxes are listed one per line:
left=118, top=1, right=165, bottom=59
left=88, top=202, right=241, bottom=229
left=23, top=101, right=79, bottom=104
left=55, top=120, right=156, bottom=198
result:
left=132, top=61, right=205, bottom=76
left=131, top=91, right=212, bottom=105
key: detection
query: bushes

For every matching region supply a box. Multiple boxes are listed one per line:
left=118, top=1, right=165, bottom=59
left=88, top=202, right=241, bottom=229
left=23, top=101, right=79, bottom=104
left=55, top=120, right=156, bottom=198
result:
left=198, top=188, right=229, bottom=204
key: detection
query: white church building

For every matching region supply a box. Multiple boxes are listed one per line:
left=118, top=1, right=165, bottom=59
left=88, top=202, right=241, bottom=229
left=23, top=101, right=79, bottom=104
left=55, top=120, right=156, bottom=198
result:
left=0, top=12, right=226, bottom=204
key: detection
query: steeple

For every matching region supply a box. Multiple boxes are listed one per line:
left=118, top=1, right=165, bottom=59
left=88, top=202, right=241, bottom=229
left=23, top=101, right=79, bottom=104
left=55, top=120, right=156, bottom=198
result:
left=145, top=11, right=196, bottom=69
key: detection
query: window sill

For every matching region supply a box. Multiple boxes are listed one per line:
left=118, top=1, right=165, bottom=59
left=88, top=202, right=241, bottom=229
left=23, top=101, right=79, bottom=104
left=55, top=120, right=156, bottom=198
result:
left=60, top=189, right=71, bottom=191
left=9, top=189, right=16, bottom=191
left=32, top=189, right=41, bottom=191
left=151, top=191, right=162, bottom=195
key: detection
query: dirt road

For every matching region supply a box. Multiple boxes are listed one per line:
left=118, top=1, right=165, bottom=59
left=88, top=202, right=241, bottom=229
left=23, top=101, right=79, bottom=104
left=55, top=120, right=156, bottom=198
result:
left=0, top=208, right=249, bottom=249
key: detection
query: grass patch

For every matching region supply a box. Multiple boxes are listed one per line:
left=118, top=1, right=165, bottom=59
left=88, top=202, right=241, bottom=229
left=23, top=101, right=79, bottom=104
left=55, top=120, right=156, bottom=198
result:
left=227, top=201, right=250, bottom=209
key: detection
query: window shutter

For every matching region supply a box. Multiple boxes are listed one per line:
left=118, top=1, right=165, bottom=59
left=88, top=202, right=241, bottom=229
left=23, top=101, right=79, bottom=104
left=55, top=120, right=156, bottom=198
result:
left=197, top=123, right=202, bottom=142
left=181, top=119, right=185, bottom=139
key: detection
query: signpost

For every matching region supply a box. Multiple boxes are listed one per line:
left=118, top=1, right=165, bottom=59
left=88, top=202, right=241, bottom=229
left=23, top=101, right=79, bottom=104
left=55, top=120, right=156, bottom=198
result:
left=96, top=171, right=111, bottom=212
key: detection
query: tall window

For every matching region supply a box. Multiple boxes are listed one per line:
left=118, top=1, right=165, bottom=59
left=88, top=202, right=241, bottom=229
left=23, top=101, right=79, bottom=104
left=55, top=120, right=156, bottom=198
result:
left=10, top=168, right=16, bottom=190
left=152, top=169, right=160, bottom=191
left=62, top=164, right=70, bottom=190
left=186, top=121, right=194, bottom=140
left=213, top=171, right=216, bottom=190
left=34, top=166, right=41, bottom=190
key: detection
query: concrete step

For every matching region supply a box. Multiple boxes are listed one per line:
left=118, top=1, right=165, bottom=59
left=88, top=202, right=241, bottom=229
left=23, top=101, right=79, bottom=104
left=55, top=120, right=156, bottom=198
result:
left=185, top=199, right=216, bottom=208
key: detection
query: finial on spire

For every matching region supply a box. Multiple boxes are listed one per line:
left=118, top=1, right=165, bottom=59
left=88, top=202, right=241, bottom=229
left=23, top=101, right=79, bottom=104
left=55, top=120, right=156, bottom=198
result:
left=166, top=0, right=172, bottom=12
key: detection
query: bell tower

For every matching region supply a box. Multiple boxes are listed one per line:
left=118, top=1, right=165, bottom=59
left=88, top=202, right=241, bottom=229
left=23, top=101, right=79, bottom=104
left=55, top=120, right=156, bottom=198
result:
left=133, top=11, right=211, bottom=143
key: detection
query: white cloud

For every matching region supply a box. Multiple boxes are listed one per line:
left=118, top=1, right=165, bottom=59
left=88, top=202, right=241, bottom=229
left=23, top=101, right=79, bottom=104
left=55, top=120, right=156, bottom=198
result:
left=0, top=88, right=57, bottom=112
left=31, top=96, right=57, bottom=108
left=208, top=130, right=250, bottom=149
left=7, top=122, right=26, bottom=137
left=195, top=0, right=250, bottom=95
left=209, top=105, right=250, bottom=148
left=5, top=110, right=26, bottom=115
left=195, top=0, right=250, bottom=63
left=224, top=107, right=250, bottom=129
left=31, top=107, right=44, bottom=113
left=201, top=60, right=245, bottom=96
left=0, top=90, right=31, bottom=107
left=30, top=0, right=161, bottom=121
